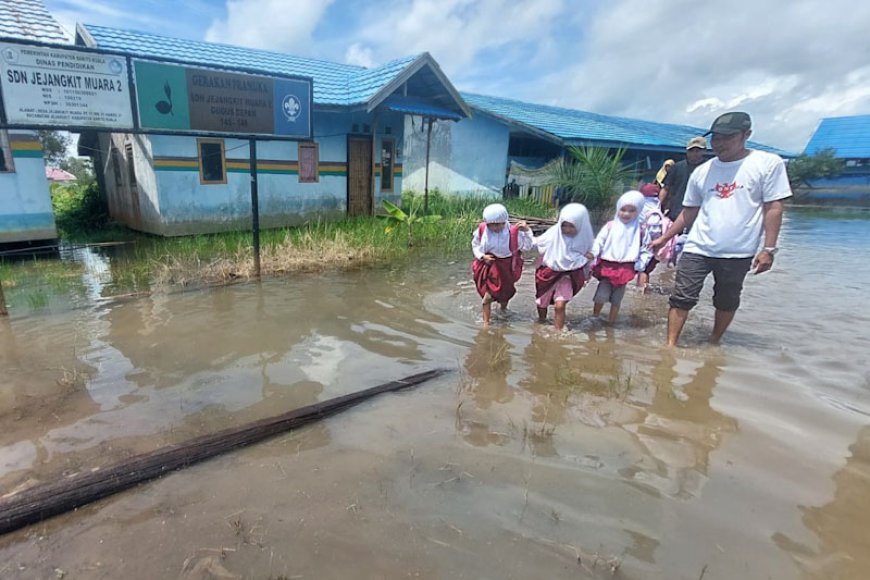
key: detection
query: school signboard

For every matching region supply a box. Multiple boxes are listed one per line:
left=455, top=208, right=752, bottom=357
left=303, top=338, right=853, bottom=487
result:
left=0, top=42, right=135, bottom=129
left=132, top=60, right=312, bottom=139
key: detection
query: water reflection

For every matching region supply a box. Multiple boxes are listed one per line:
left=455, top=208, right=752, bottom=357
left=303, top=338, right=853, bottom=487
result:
left=774, top=425, right=870, bottom=579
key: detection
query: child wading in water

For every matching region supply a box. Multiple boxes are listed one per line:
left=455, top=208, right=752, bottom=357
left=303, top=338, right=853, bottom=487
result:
left=533, top=203, right=595, bottom=331
left=471, top=204, right=532, bottom=325
left=587, top=191, right=646, bottom=324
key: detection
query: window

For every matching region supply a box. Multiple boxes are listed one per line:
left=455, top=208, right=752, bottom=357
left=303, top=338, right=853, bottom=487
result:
left=125, top=143, right=137, bottom=191
left=298, top=141, right=319, bottom=183
left=380, top=138, right=395, bottom=192
left=0, top=130, right=14, bottom=173
left=111, top=146, right=123, bottom=187
left=198, top=139, right=226, bottom=184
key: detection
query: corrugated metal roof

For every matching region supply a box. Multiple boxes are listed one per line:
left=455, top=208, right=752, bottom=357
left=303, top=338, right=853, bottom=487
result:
left=0, top=0, right=69, bottom=43
left=383, top=96, right=463, bottom=121
left=80, top=24, right=423, bottom=107
left=461, top=92, right=789, bottom=155
left=804, top=115, right=870, bottom=158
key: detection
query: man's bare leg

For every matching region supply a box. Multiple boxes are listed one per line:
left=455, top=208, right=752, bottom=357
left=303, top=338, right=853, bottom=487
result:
left=667, top=307, right=690, bottom=346
left=607, top=304, right=620, bottom=325
left=709, top=309, right=736, bottom=344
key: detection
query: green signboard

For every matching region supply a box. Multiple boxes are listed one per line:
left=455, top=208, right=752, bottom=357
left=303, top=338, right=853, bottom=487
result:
left=133, top=59, right=311, bottom=138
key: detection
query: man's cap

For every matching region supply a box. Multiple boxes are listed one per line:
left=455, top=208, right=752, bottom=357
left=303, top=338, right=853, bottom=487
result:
left=704, top=112, right=751, bottom=136
left=686, top=136, right=707, bottom=150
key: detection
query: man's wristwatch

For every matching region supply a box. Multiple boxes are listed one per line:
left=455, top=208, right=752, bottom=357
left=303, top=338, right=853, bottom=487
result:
left=762, top=247, right=779, bottom=256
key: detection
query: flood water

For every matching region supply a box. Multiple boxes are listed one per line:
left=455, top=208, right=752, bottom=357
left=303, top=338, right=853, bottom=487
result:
left=1, top=209, right=868, bottom=579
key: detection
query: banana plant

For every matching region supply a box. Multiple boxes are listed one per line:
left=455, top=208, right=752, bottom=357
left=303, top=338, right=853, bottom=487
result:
left=382, top=199, right=441, bottom=247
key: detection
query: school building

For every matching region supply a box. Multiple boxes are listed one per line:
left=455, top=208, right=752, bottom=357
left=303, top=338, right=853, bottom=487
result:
left=801, top=115, right=870, bottom=205
left=72, top=24, right=469, bottom=236
left=0, top=0, right=67, bottom=244
left=403, top=92, right=789, bottom=202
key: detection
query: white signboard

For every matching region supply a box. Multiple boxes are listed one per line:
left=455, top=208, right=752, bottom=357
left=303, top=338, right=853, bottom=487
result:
left=0, top=43, right=134, bottom=129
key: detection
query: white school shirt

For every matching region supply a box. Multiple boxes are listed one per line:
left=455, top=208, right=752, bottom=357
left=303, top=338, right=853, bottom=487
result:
left=682, top=150, right=792, bottom=258
left=471, top=226, right=533, bottom=259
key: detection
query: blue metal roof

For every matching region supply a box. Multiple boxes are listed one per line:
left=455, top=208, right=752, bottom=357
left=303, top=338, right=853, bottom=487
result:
left=461, top=92, right=790, bottom=155
left=804, top=115, right=870, bottom=158
left=79, top=24, right=422, bottom=107
left=383, top=96, right=463, bottom=121
left=0, top=0, right=68, bottom=43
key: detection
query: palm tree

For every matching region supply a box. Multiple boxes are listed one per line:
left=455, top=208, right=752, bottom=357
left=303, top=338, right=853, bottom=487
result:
left=549, top=146, right=638, bottom=212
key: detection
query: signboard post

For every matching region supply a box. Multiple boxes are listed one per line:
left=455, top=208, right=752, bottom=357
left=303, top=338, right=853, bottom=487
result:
left=0, top=40, right=314, bottom=285
left=0, top=42, right=134, bottom=129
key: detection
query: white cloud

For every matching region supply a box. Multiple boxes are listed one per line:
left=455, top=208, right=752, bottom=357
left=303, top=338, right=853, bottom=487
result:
left=345, top=42, right=374, bottom=67
left=346, top=0, right=565, bottom=75
left=532, top=0, right=870, bottom=151
left=205, top=0, right=335, bottom=54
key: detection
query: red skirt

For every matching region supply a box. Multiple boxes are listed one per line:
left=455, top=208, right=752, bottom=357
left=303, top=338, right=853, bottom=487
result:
left=472, top=256, right=517, bottom=303
left=535, top=266, right=586, bottom=301
left=593, top=260, right=636, bottom=287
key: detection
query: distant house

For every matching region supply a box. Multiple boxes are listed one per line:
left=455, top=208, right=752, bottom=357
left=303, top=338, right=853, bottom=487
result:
left=403, top=92, right=789, bottom=201
left=801, top=115, right=870, bottom=205
left=46, top=167, right=77, bottom=183
left=75, top=24, right=469, bottom=236
left=0, top=0, right=65, bottom=244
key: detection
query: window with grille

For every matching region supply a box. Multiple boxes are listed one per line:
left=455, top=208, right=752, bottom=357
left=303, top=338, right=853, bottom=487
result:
left=198, top=139, right=226, bottom=184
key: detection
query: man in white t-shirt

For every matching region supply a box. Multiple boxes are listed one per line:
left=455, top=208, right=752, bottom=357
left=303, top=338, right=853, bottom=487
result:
left=650, top=112, right=792, bottom=346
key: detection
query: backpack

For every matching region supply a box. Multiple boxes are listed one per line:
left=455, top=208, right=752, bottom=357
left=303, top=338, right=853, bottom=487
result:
left=478, top=222, right=524, bottom=280
left=643, top=210, right=677, bottom=263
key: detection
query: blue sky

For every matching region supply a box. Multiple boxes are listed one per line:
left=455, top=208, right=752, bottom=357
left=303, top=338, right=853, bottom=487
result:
left=44, top=0, right=870, bottom=152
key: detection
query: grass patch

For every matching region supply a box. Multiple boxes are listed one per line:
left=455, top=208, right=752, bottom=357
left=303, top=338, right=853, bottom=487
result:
left=2, top=191, right=557, bottom=309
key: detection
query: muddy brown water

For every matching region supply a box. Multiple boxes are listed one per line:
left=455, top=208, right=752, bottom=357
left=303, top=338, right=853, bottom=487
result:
left=1, top=210, right=868, bottom=579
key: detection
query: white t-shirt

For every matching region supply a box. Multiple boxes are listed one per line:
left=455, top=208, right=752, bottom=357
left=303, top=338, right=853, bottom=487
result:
left=683, top=150, right=792, bottom=258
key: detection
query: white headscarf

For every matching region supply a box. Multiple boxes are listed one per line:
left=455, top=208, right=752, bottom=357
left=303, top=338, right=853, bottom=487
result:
left=535, top=203, right=594, bottom=271
left=478, top=203, right=511, bottom=257
left=599, top=190, right=645, bottom=262
left=482, top=203, right=509, bottom=224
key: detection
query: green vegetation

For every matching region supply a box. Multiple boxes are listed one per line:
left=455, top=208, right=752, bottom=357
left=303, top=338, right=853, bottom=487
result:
left=1, top=189, right=555, bottom=314
left=382, top=198, right=442, bottom=247
left=787, top=148, right=846, bottom=192
left=547, top=146, right=638, bottom=210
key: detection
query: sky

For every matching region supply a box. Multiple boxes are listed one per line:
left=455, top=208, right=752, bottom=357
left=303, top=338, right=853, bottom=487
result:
left=44, top=0, right=870, bottom=153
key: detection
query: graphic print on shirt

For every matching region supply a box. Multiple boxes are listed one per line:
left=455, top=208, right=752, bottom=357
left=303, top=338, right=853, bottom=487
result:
left=713, top=181, right=740, bottom=199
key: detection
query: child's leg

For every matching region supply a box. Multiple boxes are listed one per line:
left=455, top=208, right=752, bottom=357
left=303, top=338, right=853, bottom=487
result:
left=482, top=293, right=493, bottom=325
left=607, top=285, right=627, bottom=324
left=593, top=280, right=612, bottom=316
left=637, top=272, right=649, bottom=289
left=554, top=300, right=567, bottom=330
left=537, top=306, right=548, bottom=322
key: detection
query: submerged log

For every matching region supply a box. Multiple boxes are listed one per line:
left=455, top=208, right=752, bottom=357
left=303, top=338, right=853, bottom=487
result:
left=0, top=368, right=447, bottom=535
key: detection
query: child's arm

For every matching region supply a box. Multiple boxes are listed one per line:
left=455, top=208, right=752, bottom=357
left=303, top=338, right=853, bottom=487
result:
left=471, top=228, right=486, bottom=260
left=517, top=227, right=534, bottom=252
left=636, top=228, right=653, bottom=271
left=589, top=223, right=609, bottom=258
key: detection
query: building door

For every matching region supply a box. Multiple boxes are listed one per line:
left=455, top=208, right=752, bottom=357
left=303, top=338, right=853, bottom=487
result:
left=347, top=137, right=372, bottom=216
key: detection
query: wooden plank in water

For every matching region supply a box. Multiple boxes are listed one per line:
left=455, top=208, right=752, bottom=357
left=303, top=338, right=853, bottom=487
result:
left=0, top=368, right=447, bottom=535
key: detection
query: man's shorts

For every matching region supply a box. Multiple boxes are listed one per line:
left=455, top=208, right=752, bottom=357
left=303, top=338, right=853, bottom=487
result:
left=669, top=252, right=753, bottom=312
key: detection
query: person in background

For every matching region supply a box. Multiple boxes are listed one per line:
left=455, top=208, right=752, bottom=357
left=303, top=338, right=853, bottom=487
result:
left=533, top=203, right=595, bottom=331
left=655, top=159, right=675, bottom=189
left=471, top=203, right=532, bottom=326
left=660, top=136, right=707, bottom=220
left=586, top=190, right=646, bottom=324
left=650, top=112, right=792, bottom=346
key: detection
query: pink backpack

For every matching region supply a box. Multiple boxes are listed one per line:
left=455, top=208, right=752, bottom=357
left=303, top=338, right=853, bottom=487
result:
left=478, top=222, right=524, bottom=280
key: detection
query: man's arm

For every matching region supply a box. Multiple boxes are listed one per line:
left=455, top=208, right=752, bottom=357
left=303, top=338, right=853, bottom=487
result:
left=753, top=199, right=785, bottom=274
